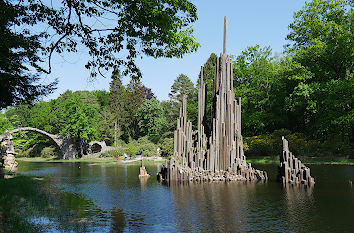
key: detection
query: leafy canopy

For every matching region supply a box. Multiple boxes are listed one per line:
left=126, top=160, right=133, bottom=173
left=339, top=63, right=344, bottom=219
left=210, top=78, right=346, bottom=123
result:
left=0, top=0, right=199, bottom=109
left=0, top=1, right=57, bottom=108
left=5, top=0, right=200, bottom=78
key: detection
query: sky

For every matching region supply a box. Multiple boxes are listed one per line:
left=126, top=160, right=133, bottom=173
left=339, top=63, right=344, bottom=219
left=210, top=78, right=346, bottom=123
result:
left=43, top=0, right=308, bottom=102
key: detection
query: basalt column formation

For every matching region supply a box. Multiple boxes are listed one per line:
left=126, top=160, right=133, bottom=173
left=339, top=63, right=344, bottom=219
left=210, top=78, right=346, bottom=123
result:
left=278, top=137, right=315, bottom=186
left=0, top=130, right=18, bottom=172
left=157, top=17, right=267, bottom=182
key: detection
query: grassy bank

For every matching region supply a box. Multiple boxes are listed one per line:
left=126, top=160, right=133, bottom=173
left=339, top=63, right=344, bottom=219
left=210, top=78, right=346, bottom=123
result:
left=16, top=157, right=167, bottom=165
left=0, top=176, right=106, bottom=232
left=246, top=156, right=354, bottom=165
left=0, top=176, right=45, bottom=232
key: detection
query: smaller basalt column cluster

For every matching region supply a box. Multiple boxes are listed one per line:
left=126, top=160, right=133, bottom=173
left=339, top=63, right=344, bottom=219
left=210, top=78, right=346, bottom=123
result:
left=139, top=160, right=150, bottom=178
left=0, top=130, right=18, bottom=172
left=278, top=136, right=315, bottom=186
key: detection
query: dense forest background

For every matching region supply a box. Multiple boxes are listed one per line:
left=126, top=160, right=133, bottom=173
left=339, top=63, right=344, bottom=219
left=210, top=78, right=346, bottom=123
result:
left=0, top=0, right=353, bottom=158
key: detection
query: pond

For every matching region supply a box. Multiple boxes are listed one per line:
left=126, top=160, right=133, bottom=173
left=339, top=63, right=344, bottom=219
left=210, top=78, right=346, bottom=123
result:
left=17, top=162, right=354, bottom=232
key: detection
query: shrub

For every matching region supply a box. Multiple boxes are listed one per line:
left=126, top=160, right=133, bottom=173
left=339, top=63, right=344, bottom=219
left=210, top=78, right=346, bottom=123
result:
left=137, top=136, right=158, bottom=157
left=40, top=146, right=58, bottom=158
left=100, top=149, right=121, bottom=158
left=243, top=130, right=341, bottom=157
left=18, top=144, right=44, bottom=158
left=159, top=137, right=173, bottom=157
left=244, top=135, right=276, bottom=157
left=125, top=140, right=139, bottom=156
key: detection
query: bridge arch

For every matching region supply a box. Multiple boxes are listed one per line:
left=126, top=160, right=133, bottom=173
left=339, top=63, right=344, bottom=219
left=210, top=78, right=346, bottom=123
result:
left=0, top=127, right=63, bottom=149
left=0, top=127, right=78, bottom=159
left=88, top=141, right=108, bottom=153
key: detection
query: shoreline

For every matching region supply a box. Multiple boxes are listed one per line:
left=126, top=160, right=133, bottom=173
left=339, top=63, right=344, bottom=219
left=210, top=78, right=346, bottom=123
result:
left=246, top=156, right=354, bottom=165
left=16, top=156, right=167, bottom=165
left=15, top=156, right=354, bottom=165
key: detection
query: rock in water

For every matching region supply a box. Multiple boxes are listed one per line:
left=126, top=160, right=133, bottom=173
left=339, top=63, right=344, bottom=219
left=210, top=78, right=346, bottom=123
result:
left=278, top=136, right=315, bottom=186
left=139, top=166, right=150, bottom=178
left=157, top=17, right=267, bottom=183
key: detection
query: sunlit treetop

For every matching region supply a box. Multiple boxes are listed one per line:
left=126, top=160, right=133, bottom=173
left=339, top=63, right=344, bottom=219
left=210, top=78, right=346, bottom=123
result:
left=10, top=0, right=200, bottom=78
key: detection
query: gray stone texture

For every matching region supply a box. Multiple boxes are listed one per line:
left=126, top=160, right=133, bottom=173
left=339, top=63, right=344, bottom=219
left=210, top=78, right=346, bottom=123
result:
left=0, top=131, right=18, bottom=171
left=0, top=128, right=108, bottom=162
left=157, top=18, right=267, bottom=183
left=278, top=136, right=315, bottom=186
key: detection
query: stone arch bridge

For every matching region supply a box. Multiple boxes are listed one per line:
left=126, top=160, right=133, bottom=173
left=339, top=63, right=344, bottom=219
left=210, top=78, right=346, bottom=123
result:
left=0, top=127, right=79, bottom=159
left=0, top=127, right=110, bottom=159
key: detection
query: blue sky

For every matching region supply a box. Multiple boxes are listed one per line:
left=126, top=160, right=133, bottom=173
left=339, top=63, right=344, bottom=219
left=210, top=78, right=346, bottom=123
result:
left=43, top=0, right=308, bottom=101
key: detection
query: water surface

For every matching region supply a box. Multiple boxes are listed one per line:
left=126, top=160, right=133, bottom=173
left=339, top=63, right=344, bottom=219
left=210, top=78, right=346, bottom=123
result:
left=18, top=162, right=354, bottom=232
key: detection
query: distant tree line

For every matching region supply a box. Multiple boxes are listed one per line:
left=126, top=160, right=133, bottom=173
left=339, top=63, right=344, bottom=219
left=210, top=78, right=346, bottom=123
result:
left=0, top=0, right=352, bottom=157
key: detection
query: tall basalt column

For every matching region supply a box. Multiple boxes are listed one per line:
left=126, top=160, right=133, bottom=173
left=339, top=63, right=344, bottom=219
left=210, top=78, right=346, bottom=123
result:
left=157, top=17, right=267, bottom=183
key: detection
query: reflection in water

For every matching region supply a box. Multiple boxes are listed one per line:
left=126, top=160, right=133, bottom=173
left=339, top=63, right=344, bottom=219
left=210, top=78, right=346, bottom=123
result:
left=111, top=208, right=126, bottom=232
left=15, top=162, right=354, bottom=232
left=169, top=181, right=277, bottom=232
left=282, top=184, right=314, bottom=233
left=139, top=176, right=149, bottom=190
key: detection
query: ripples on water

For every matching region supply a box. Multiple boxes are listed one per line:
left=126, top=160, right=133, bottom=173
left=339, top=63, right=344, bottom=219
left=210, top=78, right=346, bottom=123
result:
left=18, top=162, right=354, bottom=232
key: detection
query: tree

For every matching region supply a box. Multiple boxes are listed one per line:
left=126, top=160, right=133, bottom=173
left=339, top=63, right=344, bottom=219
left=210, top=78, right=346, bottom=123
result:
left=198, top=53, right=217, bottom=135
left=28, top=101, right=58, bottom=133
left=169, top=74, right=195, bottom=103
left=3, top=103, right=56, bottom=155
left=233, top=45, right=278, bottom=135
left=144, top=86, right=156, bottom=100
left=286, top=0, right=353, bottom=81
left=55, top=91, right=99, bottom=152
left=109, top=71, right=129, bottom=143
left=0, top=1, right=57, bottom=108
left=0, top=113, right=13, bottom=133
left=0, top=0, right=199, bottom=109
left=125, top=79, right=146, bottom=139
left=136, top=98, right=167, bottom=143
left=232, top=45, right=314, bottom=136
left=285, top=0, right=353, bottom=144
left=201, top=53, right=218, bottom=85
left=161, top=100, right=180, bottom=135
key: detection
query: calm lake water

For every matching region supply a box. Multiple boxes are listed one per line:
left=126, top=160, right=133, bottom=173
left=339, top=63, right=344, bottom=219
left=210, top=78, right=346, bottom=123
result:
left=18, top=162, right=354, bottom=232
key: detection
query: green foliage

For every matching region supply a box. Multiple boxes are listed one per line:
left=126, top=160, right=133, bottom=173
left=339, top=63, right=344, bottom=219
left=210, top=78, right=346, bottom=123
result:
left=40, top=146, right=58, bottom=158
left=285, top=0, right=354, bottom=141
left=125, top=141, right=140, bottom=157
left=159, top=137, right=174, bottom=157
left=56, top=91, right=99, bottom=142
left=125, top=79, right=147, bottom=139
left=100, top=149, right=121, bottom=158
left=161, top=100, right=179, bottom=133
left=137, top=137, right=158, bottom=157
left=1, top=0, right=199, bottom=109
left=109, top=72, right=130, bottom=143
left=233, top=45, right=278, bottom=135
left=0, top=113, right=13, bottom=132
left=199, top=53, right=217, bottom=134
left=0, top=1, right=57, bottom=108
left=286, top=0, right=353, bottom=81
left=169, top=74, right=196, bottom=103
left=244, top=129, right=350, bottom=157
left=136, top=99, right=167, bottom=143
